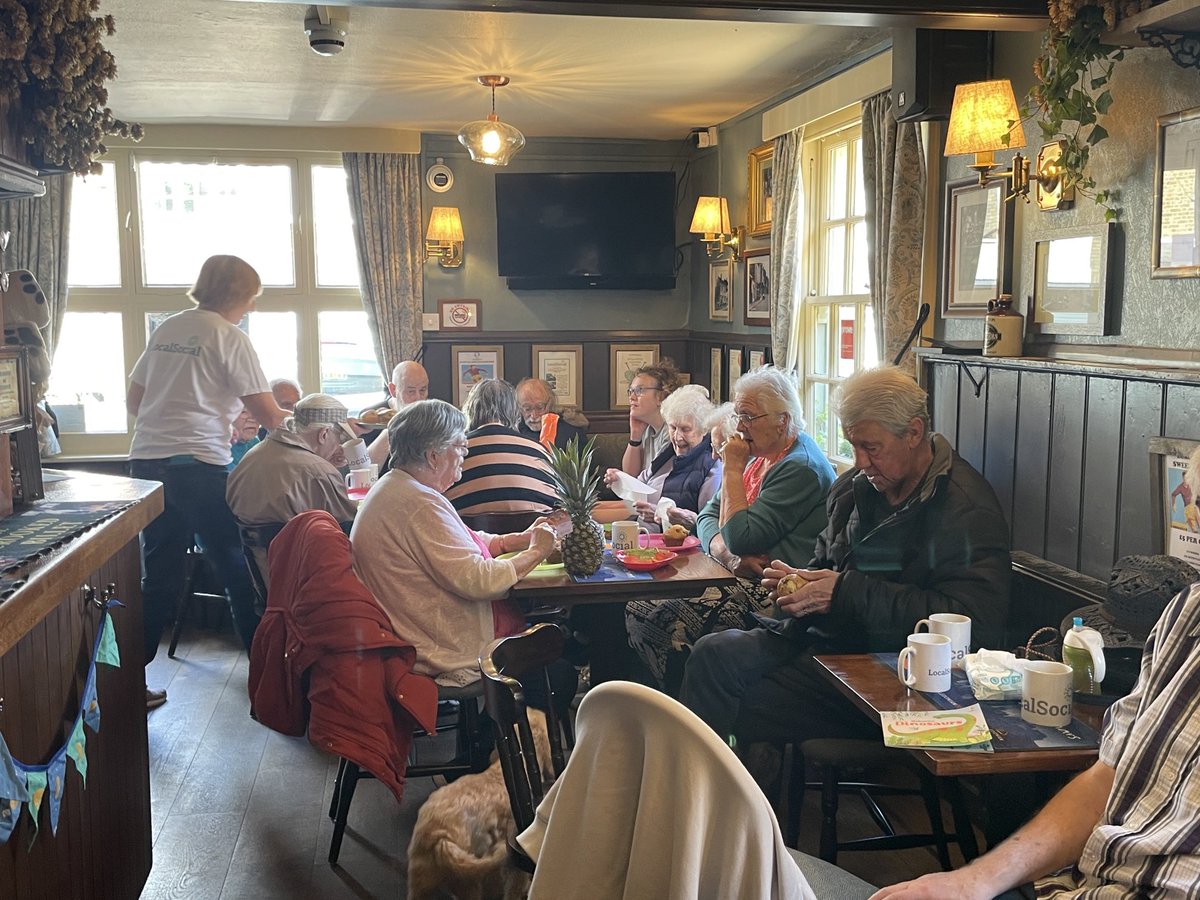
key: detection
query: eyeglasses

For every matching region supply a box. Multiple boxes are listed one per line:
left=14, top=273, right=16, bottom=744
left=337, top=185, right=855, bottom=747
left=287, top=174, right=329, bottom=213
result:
left=734, top=412, right=774, bottom=427
left=627, top=386, right=661, bottom=398
left=519, top=403, right=548, bottom=414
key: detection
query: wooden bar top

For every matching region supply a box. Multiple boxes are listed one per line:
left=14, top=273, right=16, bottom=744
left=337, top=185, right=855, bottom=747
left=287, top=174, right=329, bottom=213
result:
left=509, top=550, right=736, bottom=604
left=0, top=472, right=163, bottom=655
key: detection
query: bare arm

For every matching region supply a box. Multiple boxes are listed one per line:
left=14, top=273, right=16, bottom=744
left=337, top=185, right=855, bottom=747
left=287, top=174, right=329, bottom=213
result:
left=870, top=761, right=1115, bottom=900
left=367, top=430, right=390, bottom=467
left=488, top=525, right=556, bottom=580
left=126, top=381, right=145, bottom=418
left=241, top=391, right=288, bottom=431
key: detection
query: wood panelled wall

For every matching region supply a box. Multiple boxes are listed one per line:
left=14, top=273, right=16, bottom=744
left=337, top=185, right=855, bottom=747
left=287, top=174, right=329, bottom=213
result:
left=924, top=354, right=1200, bottom=581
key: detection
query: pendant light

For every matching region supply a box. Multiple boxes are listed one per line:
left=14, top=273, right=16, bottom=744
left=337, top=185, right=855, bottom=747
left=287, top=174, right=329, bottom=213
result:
left=457, top=75, right=525, bottom=166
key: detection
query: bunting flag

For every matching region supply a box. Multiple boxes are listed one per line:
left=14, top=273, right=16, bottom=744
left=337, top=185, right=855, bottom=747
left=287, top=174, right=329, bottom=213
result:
left=0, top=601, right=122, bottom=845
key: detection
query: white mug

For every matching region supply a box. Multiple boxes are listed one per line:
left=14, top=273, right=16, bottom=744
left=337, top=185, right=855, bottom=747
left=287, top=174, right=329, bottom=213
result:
left=916, top=613, right=972, bottom=669
left=1021, top=660, right=1073, bottom=727
left=897, top=633, right=952, bottom=693
left=611, top=520, right=649, bottom=552
left=345, top=468, right=375, bottom=493
left=342, top=438, right=370, bottom=470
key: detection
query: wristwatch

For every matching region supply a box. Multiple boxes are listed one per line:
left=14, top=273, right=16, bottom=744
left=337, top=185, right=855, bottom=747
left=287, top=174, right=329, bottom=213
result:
left=628, top=439, right=643, bottom=447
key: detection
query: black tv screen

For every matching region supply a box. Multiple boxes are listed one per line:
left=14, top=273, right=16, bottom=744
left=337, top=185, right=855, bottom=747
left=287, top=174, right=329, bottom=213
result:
left=495, top=172, right=676, bottom=290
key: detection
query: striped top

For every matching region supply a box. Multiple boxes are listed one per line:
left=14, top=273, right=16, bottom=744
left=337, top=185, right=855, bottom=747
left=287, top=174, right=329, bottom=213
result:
left=445, top=424, right=558, bottom=517
left=1036, top=581, right=1200, bottom=897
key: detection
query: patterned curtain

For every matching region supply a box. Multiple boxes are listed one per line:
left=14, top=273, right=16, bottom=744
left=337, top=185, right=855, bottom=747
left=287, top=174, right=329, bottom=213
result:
left=341, top=153, right=423, bottom=378
left=861, top=92, right=925, bottom=371
left=1, top=173, right=72, bottom=356
left=769, top=127, right=804, bottom=372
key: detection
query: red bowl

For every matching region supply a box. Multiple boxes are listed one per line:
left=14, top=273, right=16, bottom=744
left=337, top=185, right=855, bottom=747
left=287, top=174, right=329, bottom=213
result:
left=614, top=548, right=678, bottom=572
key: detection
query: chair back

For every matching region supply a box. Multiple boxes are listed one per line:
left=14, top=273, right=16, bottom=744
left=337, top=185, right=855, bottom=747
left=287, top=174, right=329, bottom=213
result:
left=479, top=623, right=569, bottom=832
left=461, top=509, right=542, bottom=535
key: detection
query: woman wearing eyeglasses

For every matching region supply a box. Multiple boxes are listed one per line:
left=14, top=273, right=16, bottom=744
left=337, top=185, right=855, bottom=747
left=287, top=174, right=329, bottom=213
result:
left=626, top=366, right=835, bottom=692
left=620, top=359, right=684, bottom=477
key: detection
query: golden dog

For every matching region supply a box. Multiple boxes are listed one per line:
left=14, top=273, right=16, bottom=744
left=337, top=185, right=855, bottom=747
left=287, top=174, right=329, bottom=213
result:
left=406, top=709, right=553, bottom=900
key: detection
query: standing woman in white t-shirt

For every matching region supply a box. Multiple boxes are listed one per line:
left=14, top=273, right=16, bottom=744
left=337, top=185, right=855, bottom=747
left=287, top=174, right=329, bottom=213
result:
left=127, top=255, right=287, bottom=706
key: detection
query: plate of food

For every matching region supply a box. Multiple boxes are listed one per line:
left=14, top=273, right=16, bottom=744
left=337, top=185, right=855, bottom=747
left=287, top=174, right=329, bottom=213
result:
left=357, top=407, right=396, bottom=427
left=498, top=550, right=566, bottom=574
left=644, top=533, right=700, bottom=552
left=614, top=548, right=678, bottom=572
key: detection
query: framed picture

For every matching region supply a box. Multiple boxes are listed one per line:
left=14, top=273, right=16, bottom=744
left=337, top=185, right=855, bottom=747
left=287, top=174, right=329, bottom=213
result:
left=439, top=298, right=481, bottom=331
left=1152, top=105, right=1200, bottom=279
left=1029, top=222, right=1118, bottom=336
left=0, top=349, right=32, bottom=433
left=727, top=346, right=744, bottom=388
left=942, top=179, right=1012, bottom=317
left=610, top=344, right=659, bottom=409
left=709, top=259, right=734, bottom=322
left=743, top=248, right=771, bottom=326
left=1149, top=436, right=1200, bottom=567
left=532, top=344, right=583, bottom=408
left=748, top=349, right=765, bottom=371
left=748, top=142, right=774, bottom=237
left=709, top=347, right=722, bottom=402
left=451, top=345, right=504, bottom=406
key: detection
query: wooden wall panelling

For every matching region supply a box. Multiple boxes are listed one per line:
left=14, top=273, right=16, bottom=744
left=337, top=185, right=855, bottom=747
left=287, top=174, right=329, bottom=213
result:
left=954, top=363, right=988, bottom=472
left=1079, top=377, right=1124, bottom=578
left=1045, top=374, right=1086, bottom=570
left=1011, top=369, right=1053, bottom=558
left=1116, top=380, right=1164, bottom=560
left=583, top=342, right=611, bottom=414
left=983, top=367, right=1019, bottom=532
left=1164, top=382, right=1200, bottom=441
left=930, top=363, right=959, bottom=448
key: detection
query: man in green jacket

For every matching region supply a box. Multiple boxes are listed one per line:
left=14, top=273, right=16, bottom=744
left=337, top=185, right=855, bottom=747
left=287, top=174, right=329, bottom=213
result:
left=680, top=365, right=1011, bottom=746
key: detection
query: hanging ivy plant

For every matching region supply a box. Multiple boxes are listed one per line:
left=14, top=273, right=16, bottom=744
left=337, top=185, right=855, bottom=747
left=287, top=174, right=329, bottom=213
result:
left=0, top=0, right=142, bottom=177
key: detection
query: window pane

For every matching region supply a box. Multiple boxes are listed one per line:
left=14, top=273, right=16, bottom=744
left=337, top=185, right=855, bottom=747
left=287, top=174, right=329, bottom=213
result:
left=827, top=143, right=848, bottom=220
left=312, top=165, right=360, bottom=288
left=862, top=304, right=880, bottom=370
left=67, top=163, right=120, bottom=287
left=145, top=311, right=178, bottom=341
left=810, top=381, right=830, bottom=455
left=823, top=224, right=846, bottom=296
left=852, top=138, right=866, bottom=216
left=319, top=310, right=383, bottom=412
left=248, top=312, right=298, bottom=386
left=137, top=160, right=295, bottom=287
left=838, top=304, right=856, bottom=377
left=834, top=415, right=852, bottom=459
left=47, top=312, right=127, bottom=434
left=851, top=220, right=870, bottom=296
left=810, top=305, right=830, bottom=376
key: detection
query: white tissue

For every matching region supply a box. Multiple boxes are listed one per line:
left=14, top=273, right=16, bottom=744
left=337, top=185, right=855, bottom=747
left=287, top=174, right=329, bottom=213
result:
left=655, top=497, right=677, bottom=531
left=611, top=471, right=654, bottom=509
left=963, top=649, right=1025, bottom=700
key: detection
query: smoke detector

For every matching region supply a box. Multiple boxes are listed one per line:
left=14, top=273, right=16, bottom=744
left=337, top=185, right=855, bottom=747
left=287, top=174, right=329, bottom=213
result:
left=305, top=5, right=349, bottom=56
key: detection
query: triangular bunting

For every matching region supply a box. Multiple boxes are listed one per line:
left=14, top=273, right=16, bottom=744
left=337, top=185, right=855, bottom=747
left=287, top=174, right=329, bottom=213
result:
left=82, top=667, right=100, bottom=732
left=66, top=718, right=87, bottom=787
left=24, top=770, right=45, bottom=836
left=96, top=612, right=120, bottom=668
left=46, top=753, right=67, bottom=835
left=0, top=798, right=19, bottom=845
left=0, top=733, right=29, bottom=804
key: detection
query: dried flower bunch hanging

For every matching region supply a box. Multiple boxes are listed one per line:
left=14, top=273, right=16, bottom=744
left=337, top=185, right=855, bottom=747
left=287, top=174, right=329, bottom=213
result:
left=0, top=0, right=142, bottom=177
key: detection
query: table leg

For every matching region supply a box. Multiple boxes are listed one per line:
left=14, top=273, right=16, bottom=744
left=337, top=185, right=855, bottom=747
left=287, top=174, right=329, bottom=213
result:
left=940, top=776, right=980, bottom=861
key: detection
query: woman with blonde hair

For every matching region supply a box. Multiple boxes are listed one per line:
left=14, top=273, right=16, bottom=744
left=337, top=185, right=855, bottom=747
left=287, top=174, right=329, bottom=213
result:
left=621, top=357, right=685, bottom=477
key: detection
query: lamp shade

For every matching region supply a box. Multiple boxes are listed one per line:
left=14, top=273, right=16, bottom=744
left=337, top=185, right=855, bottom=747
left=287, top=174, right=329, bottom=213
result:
left=689, top=196, right=731, bottom=236
left=426, top=206, right=464, bottom=242
left=944, top=79, right=1027, bottom=157
left=457, top=114, right=526, bottom=167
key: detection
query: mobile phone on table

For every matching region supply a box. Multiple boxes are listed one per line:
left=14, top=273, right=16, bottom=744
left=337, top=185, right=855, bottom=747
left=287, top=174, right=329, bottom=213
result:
left=546, top=509, right=573, bottom=538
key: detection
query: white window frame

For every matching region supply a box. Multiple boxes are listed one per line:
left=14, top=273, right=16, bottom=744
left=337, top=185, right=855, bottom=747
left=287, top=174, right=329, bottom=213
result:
left=59, top=147, right=367, bottom=458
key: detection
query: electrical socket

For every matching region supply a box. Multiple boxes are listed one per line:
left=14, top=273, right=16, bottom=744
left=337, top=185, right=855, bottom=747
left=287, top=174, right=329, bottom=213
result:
left=422, top=312, right=439, bottom=331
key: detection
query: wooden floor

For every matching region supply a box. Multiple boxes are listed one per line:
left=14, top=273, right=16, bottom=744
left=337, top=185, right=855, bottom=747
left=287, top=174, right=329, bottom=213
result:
left=142, top=624, right=962, bottom=899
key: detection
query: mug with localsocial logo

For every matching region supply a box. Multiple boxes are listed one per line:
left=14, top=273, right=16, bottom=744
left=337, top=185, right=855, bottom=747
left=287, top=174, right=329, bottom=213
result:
left=896, top=633, right=952, bottom=693
left=915, top=613, right=972, bottom=669
left=345, top=468, right=376, bottom=495
left=611, top=520, right=650, bottom=552
left=1021, top=660, right=1073, bottom=727
left=342, top=438, right=370, bottom=471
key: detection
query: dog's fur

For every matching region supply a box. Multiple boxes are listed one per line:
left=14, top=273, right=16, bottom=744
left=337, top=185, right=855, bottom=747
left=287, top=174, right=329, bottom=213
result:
left=407, top=710, right=553, bottom=900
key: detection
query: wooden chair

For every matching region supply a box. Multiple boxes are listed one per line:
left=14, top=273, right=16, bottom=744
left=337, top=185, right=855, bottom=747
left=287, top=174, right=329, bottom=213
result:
left=479, top=623, right=572, bottom=872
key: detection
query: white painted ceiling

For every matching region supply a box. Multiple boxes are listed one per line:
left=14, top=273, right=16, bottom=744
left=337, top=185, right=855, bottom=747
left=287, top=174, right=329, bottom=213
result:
left=100, top=0, right=885, bottom=140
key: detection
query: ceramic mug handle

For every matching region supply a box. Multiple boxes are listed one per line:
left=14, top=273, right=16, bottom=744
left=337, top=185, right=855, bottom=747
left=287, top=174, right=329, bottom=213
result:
left=896, top=647, right=917, bottom=687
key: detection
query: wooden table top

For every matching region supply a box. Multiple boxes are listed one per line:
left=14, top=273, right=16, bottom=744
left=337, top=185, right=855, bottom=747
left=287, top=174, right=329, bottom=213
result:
left=814, top=654, right=1102, bottom=778
left=509, top=550, right=736, bottom=605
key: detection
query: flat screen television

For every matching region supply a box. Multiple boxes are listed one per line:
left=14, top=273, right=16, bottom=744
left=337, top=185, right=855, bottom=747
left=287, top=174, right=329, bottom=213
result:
left=495, top=171, right=676, bottom=290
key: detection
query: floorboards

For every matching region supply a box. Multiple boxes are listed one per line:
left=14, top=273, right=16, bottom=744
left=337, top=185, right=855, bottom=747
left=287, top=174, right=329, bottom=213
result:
left=141, top=627, right=965, bottom=899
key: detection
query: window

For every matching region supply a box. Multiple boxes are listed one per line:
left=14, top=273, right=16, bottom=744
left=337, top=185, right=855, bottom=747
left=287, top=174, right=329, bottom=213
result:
left=800, top=108, right=878, bottom=463
left=56, top=148, right=365, bottom=457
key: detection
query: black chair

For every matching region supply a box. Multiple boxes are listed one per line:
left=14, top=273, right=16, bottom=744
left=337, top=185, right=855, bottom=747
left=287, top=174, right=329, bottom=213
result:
left=786, top=738, right=953, bottom=869
left=479, top=623, right=573, bottom=872
left=238, top=522, right=288, bottom=611
left=326, top=679, right=490, bottom=865
left=166, top=545, right=229, bottom=659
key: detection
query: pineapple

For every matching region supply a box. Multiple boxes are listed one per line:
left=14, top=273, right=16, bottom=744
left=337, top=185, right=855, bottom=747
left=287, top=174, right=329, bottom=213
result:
left=546, top=436, right=606, bottom=577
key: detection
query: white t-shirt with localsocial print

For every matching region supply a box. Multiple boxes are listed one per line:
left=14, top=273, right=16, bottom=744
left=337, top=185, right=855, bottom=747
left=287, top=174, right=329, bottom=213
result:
left=129, top=308, right=270, bottom=466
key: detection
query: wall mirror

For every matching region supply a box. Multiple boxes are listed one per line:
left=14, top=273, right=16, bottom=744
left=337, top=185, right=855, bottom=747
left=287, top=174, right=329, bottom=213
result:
left=1153, top=105, right=1200, bottom=279
left=1030, top=222, right=1117, bottom=336
left=942, top=179, right=1012, bottom=317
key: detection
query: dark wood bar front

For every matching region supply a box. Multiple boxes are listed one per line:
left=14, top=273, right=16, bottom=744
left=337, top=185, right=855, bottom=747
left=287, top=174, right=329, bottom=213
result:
left=0, top=473, right=162, bottom=900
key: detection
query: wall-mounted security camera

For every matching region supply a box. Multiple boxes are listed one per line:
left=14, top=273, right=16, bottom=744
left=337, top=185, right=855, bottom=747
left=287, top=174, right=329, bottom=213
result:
left=304, top=5, right=349, bottom=56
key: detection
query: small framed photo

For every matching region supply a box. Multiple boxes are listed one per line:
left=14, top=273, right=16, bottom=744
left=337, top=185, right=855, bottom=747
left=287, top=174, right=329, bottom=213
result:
left=709, top=259, right=734, bottom=322
left=532, top=344, right=583, bottom=409
left=743, top=248, right=771, bottom=326
left=748, top=349, right=765, bottom=371
left=451, top=345, right=504, bottom=407
left=748, top=142, right=774, bottom=237
left=1149, top=436, right=1200, bottom=567
left=0, top=349, right=32, bottom=433
left=942, top=179, right=1012, bottom=317
left=727, top=346, right=744, bottom=389
left=610, top=344, right=660, bottom=409
left=1030, top=222, right=1118, bottom=336
left=439, top=298, right=482, bottom=331
left=709, top=347, right=722, bottom=402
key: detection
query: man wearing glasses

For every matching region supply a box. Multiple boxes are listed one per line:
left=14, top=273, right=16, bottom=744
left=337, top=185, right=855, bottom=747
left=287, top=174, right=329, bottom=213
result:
left=515, top=378, right=587, bottom=450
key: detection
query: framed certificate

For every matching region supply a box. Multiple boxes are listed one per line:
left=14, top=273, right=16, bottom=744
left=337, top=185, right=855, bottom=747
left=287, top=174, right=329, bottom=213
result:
left=532, top=344, right=583, bottom=408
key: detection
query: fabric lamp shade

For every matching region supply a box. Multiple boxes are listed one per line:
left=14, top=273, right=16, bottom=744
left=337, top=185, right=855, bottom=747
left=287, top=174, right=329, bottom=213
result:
left=425, top=206, right=464, bottom=242
left=944, top=80, right=1027, bottom=158
left=690, top=196, right=731, bottom=238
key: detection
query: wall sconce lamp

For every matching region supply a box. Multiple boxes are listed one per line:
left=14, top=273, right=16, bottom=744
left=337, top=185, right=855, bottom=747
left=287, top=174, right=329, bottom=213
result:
left=944, top=79, right=1031, bottom=203
left=689, top=196, right=745, bottom=259
left=425, top=206, right=464, bottom=268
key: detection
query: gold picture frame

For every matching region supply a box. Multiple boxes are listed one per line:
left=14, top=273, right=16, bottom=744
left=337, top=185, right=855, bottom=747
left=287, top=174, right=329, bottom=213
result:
left=532, top=344, right=584, bottom=409
left=747, top=142, right=774, bottom=237
left=451, top=345, right=504, bottom=407
left=610, top=344, right=660, bottom=409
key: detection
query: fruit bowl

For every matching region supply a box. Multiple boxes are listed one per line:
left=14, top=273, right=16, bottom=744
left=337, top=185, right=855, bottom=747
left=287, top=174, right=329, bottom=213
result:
left=614, top=548, right=678, bottom=572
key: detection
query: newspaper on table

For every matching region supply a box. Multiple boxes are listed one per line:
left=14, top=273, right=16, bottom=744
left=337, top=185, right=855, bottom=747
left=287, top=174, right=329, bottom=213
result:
left=880, top=703, right=993, bottom=752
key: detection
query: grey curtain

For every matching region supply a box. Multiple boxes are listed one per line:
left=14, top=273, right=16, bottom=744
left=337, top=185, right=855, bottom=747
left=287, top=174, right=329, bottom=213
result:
left=769, top=127, right=804, bottom=372
left=1, top=174, right=72, bottom=356
left=861, top=92, right=925, bottom=371
left=341, top=153, right=424, bottom=379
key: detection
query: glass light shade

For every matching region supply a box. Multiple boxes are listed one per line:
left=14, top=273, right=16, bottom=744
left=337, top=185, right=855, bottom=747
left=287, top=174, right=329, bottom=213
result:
left=425, top=206, right=464, bottom=242
left=689, top=196, right=731, bottom=237
left=944, top=79, right=1027, bottom=157
left=457, top=114, right=526, bottom=166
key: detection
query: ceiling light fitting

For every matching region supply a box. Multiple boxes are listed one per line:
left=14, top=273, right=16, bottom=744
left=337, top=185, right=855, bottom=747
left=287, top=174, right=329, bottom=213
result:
left=689, top=196, right=744, bottom=259
left=425, top=206, right=464, bottom=268
left=458, top=75, right=525, bottom=167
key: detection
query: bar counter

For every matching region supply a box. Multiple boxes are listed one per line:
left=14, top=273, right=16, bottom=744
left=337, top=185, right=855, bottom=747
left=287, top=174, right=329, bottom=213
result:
left=0, top=472, right=163, bottom=900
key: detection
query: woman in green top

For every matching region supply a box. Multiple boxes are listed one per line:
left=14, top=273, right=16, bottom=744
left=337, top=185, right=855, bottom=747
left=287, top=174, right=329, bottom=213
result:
left=626, top=367, right=836, bottom=691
